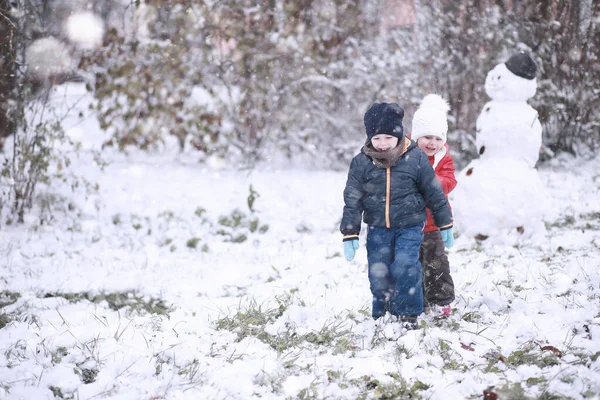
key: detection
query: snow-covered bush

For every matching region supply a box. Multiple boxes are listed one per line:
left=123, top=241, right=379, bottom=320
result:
left=0, top=94, right=94, bottom=225
left=1, top=106, right=62, bottom=223
left=83, top=25, right=225, bottom=155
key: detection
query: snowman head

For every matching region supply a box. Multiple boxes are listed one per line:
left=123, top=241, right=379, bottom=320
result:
left=484, top=52, right=538, bottom=101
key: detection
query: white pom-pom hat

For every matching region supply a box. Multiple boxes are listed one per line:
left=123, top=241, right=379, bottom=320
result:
left=411, top=94, right=451, bottom=144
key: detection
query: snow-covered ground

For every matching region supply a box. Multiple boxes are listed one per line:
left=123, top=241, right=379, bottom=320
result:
left=1, top=84, right=599, bottom=400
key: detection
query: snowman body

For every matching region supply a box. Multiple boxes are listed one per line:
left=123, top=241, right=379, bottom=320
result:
left=476, top=101, right=542, bottom=168
left=452, top=157, right=548, bottom=242
left=452, top=56, right=549, bottom=243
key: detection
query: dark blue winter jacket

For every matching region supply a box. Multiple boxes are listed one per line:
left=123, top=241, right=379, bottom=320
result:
left=340, top=139, right=453, bottom=238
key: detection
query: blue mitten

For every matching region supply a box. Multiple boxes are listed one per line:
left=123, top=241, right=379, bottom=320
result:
left=343, top=239, right=359, bottom=261
left=441, top=228, right=454, bottom=249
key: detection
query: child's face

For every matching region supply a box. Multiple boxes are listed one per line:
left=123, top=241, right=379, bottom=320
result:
left=371, top=135, right=399, bottom=152
left=416, top=135, right=444, bottom=156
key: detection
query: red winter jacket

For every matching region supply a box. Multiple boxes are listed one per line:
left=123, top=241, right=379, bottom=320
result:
left=424, top=145, right=457, bottom=233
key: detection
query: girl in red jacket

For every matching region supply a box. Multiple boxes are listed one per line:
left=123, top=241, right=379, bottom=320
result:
left=410, top=94, right=457, bottom=317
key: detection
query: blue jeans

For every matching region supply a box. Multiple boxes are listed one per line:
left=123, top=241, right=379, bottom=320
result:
left=366, top=224, right=424, bottom=318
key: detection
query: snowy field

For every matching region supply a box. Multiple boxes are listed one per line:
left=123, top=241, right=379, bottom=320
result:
left=1, top=85, right=600, bottom=400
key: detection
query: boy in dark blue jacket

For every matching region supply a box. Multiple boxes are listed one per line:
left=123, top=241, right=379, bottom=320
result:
left=340, top=102, right=453, bottom=330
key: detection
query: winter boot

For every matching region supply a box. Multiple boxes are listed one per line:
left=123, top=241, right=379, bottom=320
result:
left=440, top=305, right=452, bottom=317
left=425, top=304, right=452, bottom=319
left=400, top=316, right=419, bottom=330
left=372, top=297, right=388, bottom=320
left=426, top=304, right=452, bottom=318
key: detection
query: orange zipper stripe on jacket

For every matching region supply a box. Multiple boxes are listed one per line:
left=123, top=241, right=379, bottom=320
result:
left=385, top=167, right=391, bottom=228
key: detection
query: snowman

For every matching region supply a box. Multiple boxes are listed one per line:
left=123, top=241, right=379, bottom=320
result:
left=451, top=52, right=549, bottom=244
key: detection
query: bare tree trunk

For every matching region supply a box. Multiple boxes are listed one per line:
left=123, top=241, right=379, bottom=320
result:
left=0, top=0, right=17, bottom=150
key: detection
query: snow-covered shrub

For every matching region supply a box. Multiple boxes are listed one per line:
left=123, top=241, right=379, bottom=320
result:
left=83, top=26, right=225, bottom=155
left=0, top=95, right=77, bottom=224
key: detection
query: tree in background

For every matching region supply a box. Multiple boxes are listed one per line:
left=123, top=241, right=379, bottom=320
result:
left=0, top=0, right=17, bottom=150
left=226, top=0, right=378, bottom=165
left=512, top=0, right=599, bottom=158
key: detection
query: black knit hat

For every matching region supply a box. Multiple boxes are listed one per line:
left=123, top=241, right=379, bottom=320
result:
left=363, top=102, right=405, bottom=141
left=505, top=52, right=537, bottom=80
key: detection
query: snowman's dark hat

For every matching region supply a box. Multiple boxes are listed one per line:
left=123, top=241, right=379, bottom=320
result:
left=505, top=52, right=537, bottom=80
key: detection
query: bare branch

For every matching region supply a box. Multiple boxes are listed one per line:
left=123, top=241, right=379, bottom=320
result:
left=0, top=9, right=16, bottom=29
